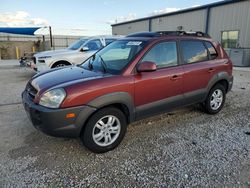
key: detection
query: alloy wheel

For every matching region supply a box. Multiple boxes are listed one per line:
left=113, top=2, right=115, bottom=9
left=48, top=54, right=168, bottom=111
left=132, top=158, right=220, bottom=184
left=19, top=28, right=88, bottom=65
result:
left=92, top=115, right=121, bottom=147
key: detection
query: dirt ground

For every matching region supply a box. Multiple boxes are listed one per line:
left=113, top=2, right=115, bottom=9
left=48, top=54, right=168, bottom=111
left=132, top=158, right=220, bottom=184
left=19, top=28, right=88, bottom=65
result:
left=0, top=62, right=249, bottom=187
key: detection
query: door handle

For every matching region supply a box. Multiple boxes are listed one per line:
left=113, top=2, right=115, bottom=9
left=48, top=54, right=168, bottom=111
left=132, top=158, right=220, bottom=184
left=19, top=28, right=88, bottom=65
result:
left=170, top=75, right=181, bottom=81
left=208, top=68, right=215, bottom=73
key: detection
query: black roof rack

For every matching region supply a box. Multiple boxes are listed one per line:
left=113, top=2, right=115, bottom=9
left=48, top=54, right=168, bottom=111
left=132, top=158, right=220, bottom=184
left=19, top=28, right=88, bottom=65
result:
left=157, top=31, right=210, bottom=38
left=126, top=31, right=210, bottom=38
left=126, top=32, right=161, bottom=38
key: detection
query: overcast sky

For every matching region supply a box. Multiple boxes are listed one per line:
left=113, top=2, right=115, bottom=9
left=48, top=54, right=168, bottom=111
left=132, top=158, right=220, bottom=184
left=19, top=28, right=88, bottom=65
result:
left=0, top=0, right=219, bottom=36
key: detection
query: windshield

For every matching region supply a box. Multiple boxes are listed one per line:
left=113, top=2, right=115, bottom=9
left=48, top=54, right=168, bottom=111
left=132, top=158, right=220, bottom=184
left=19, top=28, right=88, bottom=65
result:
left=68, top=39, right=88, bottom=50
left=82, top=40, right=147, bottom=74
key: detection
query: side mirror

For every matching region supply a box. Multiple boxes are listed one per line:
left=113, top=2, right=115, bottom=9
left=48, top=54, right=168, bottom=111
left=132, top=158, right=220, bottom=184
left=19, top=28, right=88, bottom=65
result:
left=80, top=47, right=89, bottom=52
left=137, top=61, right=157, bottom=72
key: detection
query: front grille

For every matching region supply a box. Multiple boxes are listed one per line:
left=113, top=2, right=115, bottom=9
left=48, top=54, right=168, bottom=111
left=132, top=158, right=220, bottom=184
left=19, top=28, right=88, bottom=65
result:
left=26, top=83, right=38, bottom=100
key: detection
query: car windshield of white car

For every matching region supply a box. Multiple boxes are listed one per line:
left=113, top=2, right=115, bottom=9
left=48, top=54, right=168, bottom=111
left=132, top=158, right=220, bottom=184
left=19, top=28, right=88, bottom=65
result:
left=68, top=39, right=88, bottom=50
left=82, top=40, right=148, bottom=74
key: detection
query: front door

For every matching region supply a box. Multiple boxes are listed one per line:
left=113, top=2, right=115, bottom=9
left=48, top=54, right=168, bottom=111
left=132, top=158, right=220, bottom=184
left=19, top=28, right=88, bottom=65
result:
left=134, top=41, right=184, bottom=119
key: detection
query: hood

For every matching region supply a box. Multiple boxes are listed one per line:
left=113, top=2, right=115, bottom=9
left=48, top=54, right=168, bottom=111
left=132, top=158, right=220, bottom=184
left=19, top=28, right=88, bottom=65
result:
left=30, top=66, right=105, bottom=92
left=34, top=49, right=76, bottom=57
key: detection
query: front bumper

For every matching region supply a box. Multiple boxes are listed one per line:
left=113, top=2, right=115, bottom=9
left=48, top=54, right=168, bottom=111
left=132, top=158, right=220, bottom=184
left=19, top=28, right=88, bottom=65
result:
left=35, top=62, right=50, bottom=72
left=22, top=91, right=96, bottom=138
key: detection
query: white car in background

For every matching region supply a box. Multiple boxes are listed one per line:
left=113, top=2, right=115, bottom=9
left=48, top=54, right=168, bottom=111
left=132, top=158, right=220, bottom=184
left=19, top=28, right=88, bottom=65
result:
left=33, top=36, right=121, bottom=72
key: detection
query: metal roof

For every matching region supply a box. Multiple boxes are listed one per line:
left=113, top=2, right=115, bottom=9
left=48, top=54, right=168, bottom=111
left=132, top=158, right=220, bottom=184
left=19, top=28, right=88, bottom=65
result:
left=111, top=0, right=246, bottom=26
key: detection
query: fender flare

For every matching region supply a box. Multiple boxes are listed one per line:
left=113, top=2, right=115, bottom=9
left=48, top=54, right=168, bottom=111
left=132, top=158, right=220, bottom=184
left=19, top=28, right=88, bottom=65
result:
left=206, top=71, right=231, bottom=97
left=87, top=92, right=135, bottom=122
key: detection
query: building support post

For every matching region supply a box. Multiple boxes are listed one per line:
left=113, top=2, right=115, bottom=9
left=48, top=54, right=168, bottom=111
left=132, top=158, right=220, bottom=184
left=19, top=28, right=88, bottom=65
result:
left=42, top=35, right=45, bottom=51
left=148, top=19, right=152, bottom=32
left=205, top=7, right=211, bottom=34
left=49, top=26, right=53, bottom=50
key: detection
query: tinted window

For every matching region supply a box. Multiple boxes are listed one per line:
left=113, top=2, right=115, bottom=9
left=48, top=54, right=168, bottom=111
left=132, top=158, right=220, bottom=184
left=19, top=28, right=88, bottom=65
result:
left=141, top=41, right=178, bottom=68
left=101, top=47, right=130, bottom=61
left=205, top=41, right=218, bottom=59
left=180, top=41, right=208, bottom=63
left=85, top=39, right=102, bottom=51
left=82, top=40, right=147, bottom=74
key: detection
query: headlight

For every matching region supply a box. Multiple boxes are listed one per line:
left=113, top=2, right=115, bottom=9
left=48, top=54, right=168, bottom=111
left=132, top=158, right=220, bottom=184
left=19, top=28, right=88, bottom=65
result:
left=38, top=56, right=52, bottom=59
left=39, top=88, right=66, bottom=108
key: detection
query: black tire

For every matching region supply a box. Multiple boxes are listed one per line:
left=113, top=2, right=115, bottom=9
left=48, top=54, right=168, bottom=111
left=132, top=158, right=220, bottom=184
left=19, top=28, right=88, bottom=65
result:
left=52, top=61, right=71, bottom=68
left=203, top=84, right=226, bottom=114
left=81, top=107, right=127, bottom=153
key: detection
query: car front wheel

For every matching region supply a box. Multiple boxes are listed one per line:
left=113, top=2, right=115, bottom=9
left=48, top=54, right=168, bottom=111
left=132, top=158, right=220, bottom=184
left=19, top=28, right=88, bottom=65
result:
left=81, top=107, right=127, bottom=153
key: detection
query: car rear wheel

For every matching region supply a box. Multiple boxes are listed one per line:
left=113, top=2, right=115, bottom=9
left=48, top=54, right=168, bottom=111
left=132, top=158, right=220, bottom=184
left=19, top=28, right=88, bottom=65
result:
left=203, top=84, right=226, bottom=114
left=81, top=107, right=127, bottom=153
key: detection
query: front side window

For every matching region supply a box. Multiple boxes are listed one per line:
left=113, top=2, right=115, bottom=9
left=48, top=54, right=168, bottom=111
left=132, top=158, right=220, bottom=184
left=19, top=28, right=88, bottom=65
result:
left=180, top=40, right=208, bottom=64
left=85, top=39, right=102, bottom=51
left=68, top=39, right=87, bottom=50
left=141, top=41, right=178, bottom=68
left=82, top=40, right=147, bottom=74
left=221, top=30, right=239, bottom=48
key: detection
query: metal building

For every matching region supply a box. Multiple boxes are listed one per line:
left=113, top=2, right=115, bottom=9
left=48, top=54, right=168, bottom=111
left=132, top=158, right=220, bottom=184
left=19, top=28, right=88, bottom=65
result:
left=111, top=0, right=250, bottom=66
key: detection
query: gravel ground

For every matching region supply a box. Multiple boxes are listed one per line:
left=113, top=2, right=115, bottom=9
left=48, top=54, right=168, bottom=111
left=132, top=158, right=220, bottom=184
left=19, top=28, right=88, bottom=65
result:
left=0, top=64, right=250, bottom=187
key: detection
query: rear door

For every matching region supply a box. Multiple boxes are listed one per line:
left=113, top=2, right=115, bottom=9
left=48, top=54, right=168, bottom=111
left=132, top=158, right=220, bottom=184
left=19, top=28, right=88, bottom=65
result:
left=180, top=40, right=219, bottom=104
left=134, top=41, right=184, bottom=119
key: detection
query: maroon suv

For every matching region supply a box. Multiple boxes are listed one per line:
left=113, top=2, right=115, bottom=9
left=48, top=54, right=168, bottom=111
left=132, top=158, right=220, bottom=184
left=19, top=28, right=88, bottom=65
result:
left=22, top=31, right=233, bottom=153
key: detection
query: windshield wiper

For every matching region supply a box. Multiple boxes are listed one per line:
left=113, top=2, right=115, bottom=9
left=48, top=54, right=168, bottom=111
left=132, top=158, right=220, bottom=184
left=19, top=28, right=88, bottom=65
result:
left=99, top=55, right=108, bottom=73
left=88, top=54, right=95, bottom=70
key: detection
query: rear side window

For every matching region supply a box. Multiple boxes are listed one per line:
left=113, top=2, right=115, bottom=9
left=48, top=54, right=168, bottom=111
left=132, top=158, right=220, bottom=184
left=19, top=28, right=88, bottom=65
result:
left=204, top=41, right=218, bottom=60
left=141, top=41, right=178, bottom=68
left=180, top=41, right=208, bottom=64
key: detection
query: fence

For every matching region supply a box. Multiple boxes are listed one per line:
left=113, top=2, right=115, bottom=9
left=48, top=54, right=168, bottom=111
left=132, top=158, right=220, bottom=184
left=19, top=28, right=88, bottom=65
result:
left=0, top=33, right=83, bottom=59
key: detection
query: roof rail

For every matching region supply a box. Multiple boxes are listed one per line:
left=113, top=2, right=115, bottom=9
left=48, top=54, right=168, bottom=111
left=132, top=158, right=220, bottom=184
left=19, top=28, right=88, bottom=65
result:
left=157, top=31, right=210, bottom=38
left=126, top=31, right=210, bottom=38
left=126, top=32, right=161, bottom=38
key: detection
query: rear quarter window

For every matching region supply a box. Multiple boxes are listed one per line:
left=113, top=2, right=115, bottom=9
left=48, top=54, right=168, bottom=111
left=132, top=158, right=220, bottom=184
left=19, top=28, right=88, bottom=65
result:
left=204, top=41, right=218, bottom=60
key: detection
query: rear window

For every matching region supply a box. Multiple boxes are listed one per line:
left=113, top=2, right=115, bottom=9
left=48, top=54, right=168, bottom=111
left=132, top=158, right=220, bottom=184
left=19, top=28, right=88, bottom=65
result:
left=180, top=40, right=208, bottom=64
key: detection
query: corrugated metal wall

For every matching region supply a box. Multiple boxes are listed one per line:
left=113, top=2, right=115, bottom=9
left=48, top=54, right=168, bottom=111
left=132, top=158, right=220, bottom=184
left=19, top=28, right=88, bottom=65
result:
left=111, top=1, right=250, bottom=48
left=208, top=0, right=250, bottom=48
left=151, top=9, right=206, bottom=32
left=112, top=20, right=149, bottom=35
